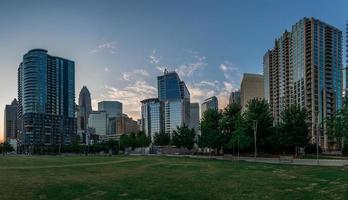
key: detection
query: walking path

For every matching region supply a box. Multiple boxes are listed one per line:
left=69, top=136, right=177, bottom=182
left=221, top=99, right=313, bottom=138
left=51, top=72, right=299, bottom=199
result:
left=151, top=154, right=348, bottom=167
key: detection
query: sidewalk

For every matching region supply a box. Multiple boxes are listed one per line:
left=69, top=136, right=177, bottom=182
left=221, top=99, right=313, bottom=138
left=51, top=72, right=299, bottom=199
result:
left=152, top=154, right=348, bottom=167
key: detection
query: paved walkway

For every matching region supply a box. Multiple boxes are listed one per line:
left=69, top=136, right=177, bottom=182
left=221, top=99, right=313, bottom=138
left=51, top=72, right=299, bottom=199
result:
left=154, top=154, right=348, bottom=167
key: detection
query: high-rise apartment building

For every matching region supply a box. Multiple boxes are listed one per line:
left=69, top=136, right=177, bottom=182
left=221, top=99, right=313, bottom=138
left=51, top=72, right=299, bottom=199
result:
left=158, top=70, right=190, bottom=134
left=264, top=18, right=343, bottom=149
left=18, top=49, right=76, bottom=148
left=4, top=99, right=18, bottom=141
left=115, top=114, right=139, bottom=135
left=240, top=73, right=264, bottom=111
left=201, top=96, right=218, bottom=117
left=229, top=90, right=241, bottom=105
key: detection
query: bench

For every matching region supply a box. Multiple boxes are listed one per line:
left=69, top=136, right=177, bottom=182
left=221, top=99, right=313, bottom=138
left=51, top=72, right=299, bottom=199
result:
left=279, top=156, right=294, bottom=163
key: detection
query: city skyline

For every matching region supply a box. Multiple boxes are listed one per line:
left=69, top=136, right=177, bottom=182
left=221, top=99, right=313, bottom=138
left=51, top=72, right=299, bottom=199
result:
left=1, top=0, right=348, bottom=142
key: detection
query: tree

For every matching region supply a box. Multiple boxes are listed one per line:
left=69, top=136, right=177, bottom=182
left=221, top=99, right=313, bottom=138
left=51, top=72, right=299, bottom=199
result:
left=243, top=98, right=274, bottom=153
left=198, top=109, right=223, bottom=153
left=279, top=105, right=309, bottom=154
left=137, top=131, right=151, bottom=147
left=153, top=131, right=171, bottom=146
left=172, top=125, right=196, bottom=150
left=227, top=115, right=251, bottom=156
left=220, top=103, right=242, bottom=151
left=120, top=134, right=131, bottom=150
left=1, top=141, right=14, bottom=155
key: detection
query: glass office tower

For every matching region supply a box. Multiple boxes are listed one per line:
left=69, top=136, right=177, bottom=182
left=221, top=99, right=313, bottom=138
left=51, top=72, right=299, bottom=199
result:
left=18, top=49, right=76, bottom=149
left=157, top=70, right=190, bottom=135
left=141, top=98, right=163, bottom=141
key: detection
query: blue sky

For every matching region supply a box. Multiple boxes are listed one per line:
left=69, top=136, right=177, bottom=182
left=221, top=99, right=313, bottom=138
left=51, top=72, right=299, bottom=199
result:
left=0, top=0, right=347, bottom=141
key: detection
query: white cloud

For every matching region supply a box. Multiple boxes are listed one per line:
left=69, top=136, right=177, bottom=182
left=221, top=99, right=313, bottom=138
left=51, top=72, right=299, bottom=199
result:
left=90, top=41, right=117, bottom=54
left=175, top=55, right=207, bottom=77
left=103, top=81, right=157, bottom=119
left=104, top=67, right=110, bottom=72
left=122, top=69, right=150, bottom=81
left=149, top=50, right=161, bottom=64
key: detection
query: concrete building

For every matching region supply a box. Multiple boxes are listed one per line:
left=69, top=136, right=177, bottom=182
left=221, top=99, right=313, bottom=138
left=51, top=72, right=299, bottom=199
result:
left=264, top=18, right=343, bottom=150
left=240, top=73, right=264, bottom=111
left=88, top=111, right=107, bottom=136
left=201, top=96, right=218, bottom=117
left=189, top=103, right=200, bottom=134
left=18, top=49, right=76, bottom=148
left=229, top=90, right=241, bottom=105
left=115, top=114, right=139, bottom=135
left=4, top=99, right=18, bottom=141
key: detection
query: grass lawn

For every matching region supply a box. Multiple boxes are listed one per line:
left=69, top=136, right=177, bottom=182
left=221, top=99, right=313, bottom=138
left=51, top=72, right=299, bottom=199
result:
left=0, top=155, right=347, bottom=200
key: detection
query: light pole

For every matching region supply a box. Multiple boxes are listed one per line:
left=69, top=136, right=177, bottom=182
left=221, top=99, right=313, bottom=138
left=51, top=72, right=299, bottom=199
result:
left=316, top=111, right=320, bottom=165
left=253, top=120, right=258, bottom=159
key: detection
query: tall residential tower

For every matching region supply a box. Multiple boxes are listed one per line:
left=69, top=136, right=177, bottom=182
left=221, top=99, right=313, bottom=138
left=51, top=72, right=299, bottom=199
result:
left=264, top=18, right=343, bottom=150
left=18, top=49, right=76, bottom=148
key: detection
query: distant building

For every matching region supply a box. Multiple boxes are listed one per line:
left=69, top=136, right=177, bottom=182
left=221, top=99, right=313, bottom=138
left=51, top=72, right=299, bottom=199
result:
left=4, top=99, right=18, bottom=141
left=98, top=101, right=122, bottom=118
left=158, top=70, right=190, bottom=134
left=240, top=73, right=264, bottom=111
left=141, top=98, right=162, bottom=140
left=77, top=86, right=92, bottom=143
left=88, top=111, right=107, bottom=136
left=189, top=103, right=200, bottom=134
left=201, top=96, right=218, bottom=117
left=229, top=90, right=241, bottom=105
left=17, top=49, right=76, bottom=147
left=115, top=114, right=139, bottom=135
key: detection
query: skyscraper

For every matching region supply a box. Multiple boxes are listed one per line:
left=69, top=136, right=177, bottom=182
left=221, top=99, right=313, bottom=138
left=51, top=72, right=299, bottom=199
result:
left=4, top=99, right=18, bottom=141
left=189, top=103, right=200, bottom=133
left=201, top=96, right=218, bottom=117
left=88, top=111, right=107, bottom=136
left=98, top=101, right=122, bottom=118
left=264, top=18, right=343, bottom=150
left=18, top=49, right=76, bottom=148
left=141, top=98, right=163, bottom=140
left=240, top=73, right=264, bottom=111
left=229, top=90, right=241, bottom=105
left=77, top=86, right=92, bottom=132
left=158, top=70, right=190, bottom=134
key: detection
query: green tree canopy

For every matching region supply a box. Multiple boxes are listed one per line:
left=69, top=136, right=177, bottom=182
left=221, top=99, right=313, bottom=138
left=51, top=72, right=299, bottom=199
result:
left=243, top=98, right=274, bottom=152
left=153, top=131, right=171, bottom=146
left=279, top=105, right=309, bottom=153
left=172, top=125, right=196, bottom=150
left=198, top=109, right=223, bottom=151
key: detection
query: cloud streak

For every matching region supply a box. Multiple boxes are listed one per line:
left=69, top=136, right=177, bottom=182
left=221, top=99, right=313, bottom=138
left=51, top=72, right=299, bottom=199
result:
left=90, top=41, right=117, bottom=54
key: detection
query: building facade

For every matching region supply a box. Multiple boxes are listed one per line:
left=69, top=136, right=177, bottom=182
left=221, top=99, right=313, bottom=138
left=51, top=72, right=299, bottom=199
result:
left=4, top=99, right=18, bottom=141
left=229, top=90, right=241, bottom=105
left=141, top=98, right=163, bottom=140
left=189, top=103, right=200, bottom=133
left=77, top=86, right=92, bottom=143
left=158, top=70, right=190, bottom=134
left=240, top=73, right=264, bottom=111
left=88, top=111, right=107, bottom=136
left=18, top=49, right=76, bottom=147
left=98, top=101, right=122, bottom=118
left=201, top=96, right=218, bottom=117
left=115, top=114, right=139, bottom=135
left=264, top=18, right=343, bottom=149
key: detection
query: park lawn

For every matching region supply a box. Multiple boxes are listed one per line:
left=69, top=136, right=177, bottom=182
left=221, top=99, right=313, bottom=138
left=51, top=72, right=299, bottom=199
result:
left=0, top=155, right=347, bottom=200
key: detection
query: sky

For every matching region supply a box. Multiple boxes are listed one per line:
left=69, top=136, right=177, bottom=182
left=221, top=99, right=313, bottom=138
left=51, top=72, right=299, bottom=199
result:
left=0, top=0, right=347, bottom=142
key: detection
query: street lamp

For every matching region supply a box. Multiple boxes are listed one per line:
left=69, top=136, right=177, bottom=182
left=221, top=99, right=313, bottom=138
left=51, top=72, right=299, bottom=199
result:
left=253, top=120, right=258, bottom=159
left=316, top=111, right=320, bottom=165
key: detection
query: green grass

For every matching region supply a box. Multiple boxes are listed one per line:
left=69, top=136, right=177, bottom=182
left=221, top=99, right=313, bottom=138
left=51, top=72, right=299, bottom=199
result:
left=0, top=155, right=347, bottom=200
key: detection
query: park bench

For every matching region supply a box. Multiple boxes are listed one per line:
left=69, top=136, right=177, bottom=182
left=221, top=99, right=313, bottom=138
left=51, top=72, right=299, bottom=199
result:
left=279, top=156, right=294, bottom=163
